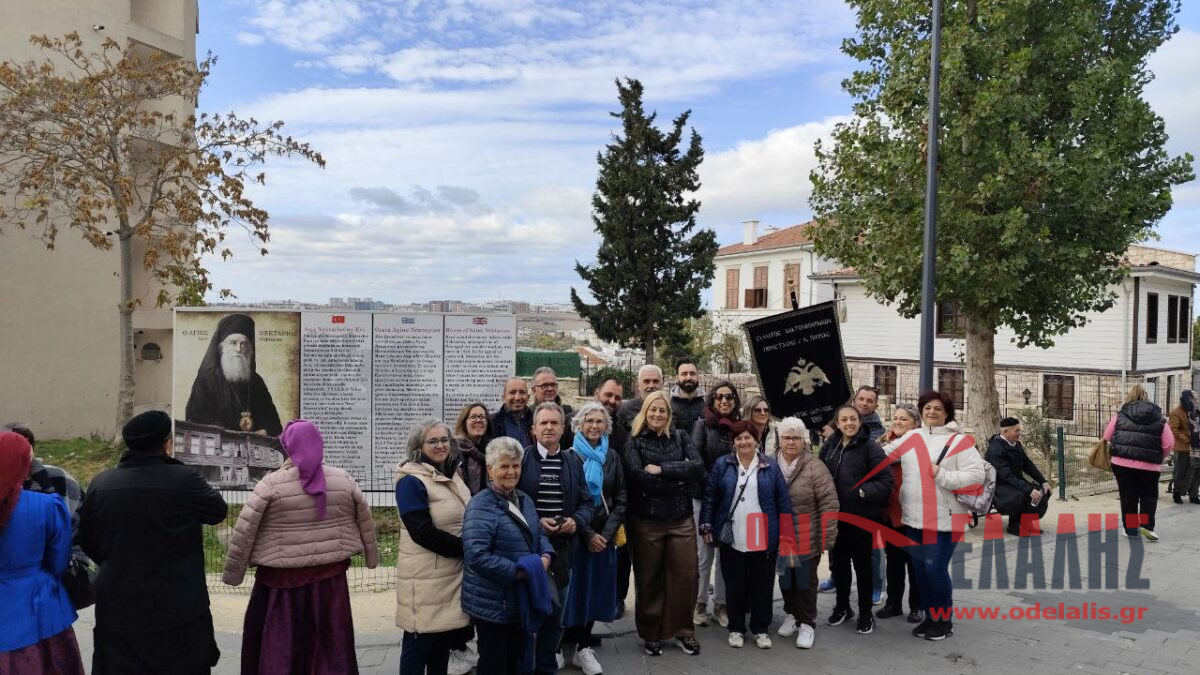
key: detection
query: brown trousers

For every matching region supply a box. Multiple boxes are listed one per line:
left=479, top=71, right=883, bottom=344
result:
left=781, top=553, right=822, bottom=628
left=627, top=516, right=699, bottom=641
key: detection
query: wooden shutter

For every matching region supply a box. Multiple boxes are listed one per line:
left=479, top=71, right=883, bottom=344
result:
left=725, top=268, right=740, bottom=309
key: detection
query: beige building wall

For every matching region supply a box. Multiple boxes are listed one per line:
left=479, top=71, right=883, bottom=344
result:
left=0, top=0, right=197, bottom=438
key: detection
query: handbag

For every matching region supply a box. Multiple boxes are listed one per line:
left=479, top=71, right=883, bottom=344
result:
left=600, top=492, right=626, bottom=547
left=1088, top=438, right=1111, bottom=471
left=63, top=552, right=97, bottom=610
left=934, top=435, right=997, bottom=516
left=717, top=465, right=754, bottom=546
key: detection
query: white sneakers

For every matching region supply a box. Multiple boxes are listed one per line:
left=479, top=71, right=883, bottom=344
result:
left=754, top=634, right=772, bottom=649
left=572, top=647, right=603, bottom=675
left=447, top=652, right=473, bottom=675
left=777, top=616, right=798, bottom=637
left=727, top=632, right=744, bottom=648
left=1139, top=527, right=1160, bottom=542
left=693, top=603, right=710, bottom=626
left=713, top=603, right=730, bottom=628
left=795, top=624, right=815, bottom=649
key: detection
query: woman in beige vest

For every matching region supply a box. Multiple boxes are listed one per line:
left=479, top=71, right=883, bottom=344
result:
left=395, top=419, right=472, bottom=675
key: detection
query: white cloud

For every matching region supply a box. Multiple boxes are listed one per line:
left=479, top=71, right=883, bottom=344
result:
left=235, top=32, right=265, bottom=46
left=248, top=0, right=365, bottom=54
left=698, top=117, right=848, bottom=224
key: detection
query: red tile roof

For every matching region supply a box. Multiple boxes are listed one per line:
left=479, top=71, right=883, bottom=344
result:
left=716, top=221, right=816, bottom=256
left=575, top=346, right=609, bottom=367
left=809, top=267, right=858, bottom=279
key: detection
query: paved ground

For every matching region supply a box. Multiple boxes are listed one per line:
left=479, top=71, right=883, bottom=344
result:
left=73, top=491, right=1200, bottom=674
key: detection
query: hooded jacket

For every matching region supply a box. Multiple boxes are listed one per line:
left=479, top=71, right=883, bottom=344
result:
left=883, top=423, right=986, bottom=532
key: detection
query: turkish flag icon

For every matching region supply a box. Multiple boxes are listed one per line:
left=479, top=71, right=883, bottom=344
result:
left=331, top=315, right=346, bottom=324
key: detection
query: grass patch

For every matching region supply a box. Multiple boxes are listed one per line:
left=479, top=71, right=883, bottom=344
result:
left=37, top=436, right=121, bottom=488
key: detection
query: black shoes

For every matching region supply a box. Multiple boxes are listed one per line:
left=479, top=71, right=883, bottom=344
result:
left=856, top=615, right=875, bottom=635
left=925, top=621, right=953, bottom=641
left=1174, top=492, right=1184, bottom=504
left=912, top=618, right=932, bottom=638
left=875, top=604, right=903, bottom=619
left=907, top=609, right=925, bottom=624
left=643, top=641, right=662, bottom=656
left=1191, top=496, right=1200, bottom=505
left=677, top=637, right=701, bottom=655
left=827, top=606, right=855, bottom=626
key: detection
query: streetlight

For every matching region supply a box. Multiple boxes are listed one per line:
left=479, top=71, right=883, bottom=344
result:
left=918, top=0, right=943, bottom=393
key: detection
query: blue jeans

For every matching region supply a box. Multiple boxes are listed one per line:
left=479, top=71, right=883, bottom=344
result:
left=902, top=527, right=957, bottom=623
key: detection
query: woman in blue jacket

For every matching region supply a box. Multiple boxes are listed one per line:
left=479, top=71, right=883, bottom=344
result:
left=0, top=431, right=85, bottom=674
left=700, top=420, right=792, bottom=650
left=461, top=437, right=556, bottom=675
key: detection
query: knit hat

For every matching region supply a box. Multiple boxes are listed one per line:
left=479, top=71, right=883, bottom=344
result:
left=1000, top=417, right=1020, bottom=429
left=122, top=411, right=173, bottom=453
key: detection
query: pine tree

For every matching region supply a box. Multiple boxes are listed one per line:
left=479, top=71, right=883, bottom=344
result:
left=571, top=78, right=717, bottom=365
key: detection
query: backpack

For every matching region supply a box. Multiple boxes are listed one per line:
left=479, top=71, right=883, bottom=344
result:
left=935, top=435, right=997, bottom=516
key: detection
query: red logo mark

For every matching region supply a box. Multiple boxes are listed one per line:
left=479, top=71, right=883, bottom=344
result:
left=473, top=317, right=487, bottom=325
left=331, top=315, right=346, bottom=324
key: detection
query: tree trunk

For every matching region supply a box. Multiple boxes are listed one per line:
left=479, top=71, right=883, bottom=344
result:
left=643, top=327, right=656, bottom=368
left=114, top=228, right=136, bottom=445
left=964, top=315, right=999, bottom=446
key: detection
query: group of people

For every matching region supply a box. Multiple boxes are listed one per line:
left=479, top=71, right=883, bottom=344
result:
left=4, top=360, right=1070, bottom=675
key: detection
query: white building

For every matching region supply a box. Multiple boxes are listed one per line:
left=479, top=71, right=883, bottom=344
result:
left=709, top=220, right=840, bottom=340
left=810, top=244, right=1197, bottom=424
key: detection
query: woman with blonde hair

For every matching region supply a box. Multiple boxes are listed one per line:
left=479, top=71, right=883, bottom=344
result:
left=223, top=419, right=379, bottom=673
left=1102, top=385, right=1173, bottom=541
left=742, top=395, right=779, bottom=458
left=624, top=390, right=705, bottom=656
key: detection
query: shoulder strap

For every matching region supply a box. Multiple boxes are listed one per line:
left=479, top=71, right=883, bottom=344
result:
left=934, top=434, right=959, bottom=466
left=726, top=461, right=753, bottom=517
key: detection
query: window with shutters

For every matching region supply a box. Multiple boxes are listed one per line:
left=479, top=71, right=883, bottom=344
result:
left=783, top=263, right=802, bottom=307
left=1146, top=293, right=1158, bottom=343
left=1042, top=374, right=1075, bottom=420
left=874, top=365, right=897, bottom=399
left=937, top=369, right=965, bottom=410
left=725, top=268, right=740, bottom=309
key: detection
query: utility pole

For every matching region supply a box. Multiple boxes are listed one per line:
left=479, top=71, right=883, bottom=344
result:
left=918, top=0, right=943, bottom=393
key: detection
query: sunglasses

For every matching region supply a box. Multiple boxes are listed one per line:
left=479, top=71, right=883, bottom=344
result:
left=753, top=407, right=770, bottom=414
left=713, top=393, right=736, bottom=402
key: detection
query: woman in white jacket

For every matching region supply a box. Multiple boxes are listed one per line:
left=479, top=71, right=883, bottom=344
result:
left=882, top=391, right=985, bottom=642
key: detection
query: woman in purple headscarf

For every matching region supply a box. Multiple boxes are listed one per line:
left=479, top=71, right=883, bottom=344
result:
left=224, top=420, right=380, bottom=674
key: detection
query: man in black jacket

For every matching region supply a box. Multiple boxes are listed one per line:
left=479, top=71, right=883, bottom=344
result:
left=670, top=358, right=705, bottom=435
left=78, top=411, right=228, bottom=674
left=985, top=417, right=1050, bottom=536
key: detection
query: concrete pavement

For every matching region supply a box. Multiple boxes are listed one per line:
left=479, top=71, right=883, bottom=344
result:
left=72, top=490, right=1200, bottom=674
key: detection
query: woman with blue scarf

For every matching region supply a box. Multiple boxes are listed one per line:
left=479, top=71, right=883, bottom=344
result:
left=560, top=401, right=627, bottom=675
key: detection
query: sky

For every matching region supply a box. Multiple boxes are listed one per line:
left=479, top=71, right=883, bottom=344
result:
left=194, top=0, right=1200, bottom=306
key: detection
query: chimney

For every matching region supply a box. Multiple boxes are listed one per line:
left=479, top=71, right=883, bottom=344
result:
left=742, top=219, right=760, bottom=246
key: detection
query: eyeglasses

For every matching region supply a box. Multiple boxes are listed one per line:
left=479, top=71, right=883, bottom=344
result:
left=534, top=382, right=558, bottom=390
left=424, top=437, right=451, bottom=447
left=780, top=435, right=805, bottom=442
left=713, top=394, right=736, bottom=402
left=466, top=414, right=488, bottom=422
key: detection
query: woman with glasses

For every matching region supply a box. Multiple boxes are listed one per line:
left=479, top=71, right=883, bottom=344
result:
left=560, top=401, right=627, bottom=675
left=689, top=381, right=742, bottom=627
left=454, top=403, right=494, bottom=496
left=743, top=395, right=779, bottom=458
left=393, top=419, right=473, bottom=675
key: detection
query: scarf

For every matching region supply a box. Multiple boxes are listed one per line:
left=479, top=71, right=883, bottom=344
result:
left=778, top=451, right=802, bottom=480
left=572, top=431, right=608, bottom=506
left=703, top=405, right=739, bottom=436
left=0, top=432, right=33, bottom=533
left=280, top=420, right=328, bottom=520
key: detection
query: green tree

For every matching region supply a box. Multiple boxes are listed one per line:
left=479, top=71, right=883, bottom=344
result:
left=810, top=0, right=1194, bottom=440
left=1193, top=316, right=1200, bottom=362
left=571, top=78, right=717, bottom=366
left=0, top=34, right=324, bottom=438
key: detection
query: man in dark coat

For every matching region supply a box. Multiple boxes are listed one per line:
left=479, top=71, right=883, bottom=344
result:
left=184, top=313, right=283, bottom=436
left=985, top=417, right=1050, bottom=535
left=78, top=411, right=228, bottom=674
left=670, top=358, right=705, bottom=435
left=491, top=376, right=535, bottom=447
left=615, top=364, right=664, bottom=431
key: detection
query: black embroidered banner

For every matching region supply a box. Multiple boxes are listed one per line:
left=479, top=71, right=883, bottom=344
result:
left=742, top=301, right=851, bottom=432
